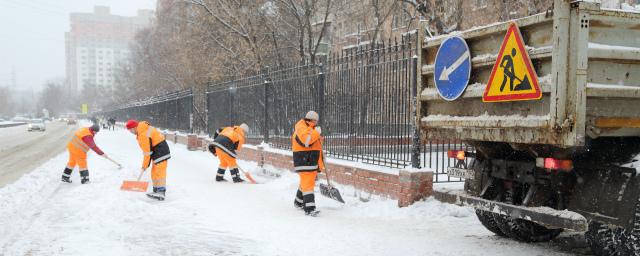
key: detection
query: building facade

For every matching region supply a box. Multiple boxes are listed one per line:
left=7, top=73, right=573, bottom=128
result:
left=325, top=0, right=638, bottom=53
left=65, top=6, right=152, bottom=94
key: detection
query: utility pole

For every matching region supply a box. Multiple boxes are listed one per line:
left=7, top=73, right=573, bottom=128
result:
left=11, top=66, right=16, bottom=89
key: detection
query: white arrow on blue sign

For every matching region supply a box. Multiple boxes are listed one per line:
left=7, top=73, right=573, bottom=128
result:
left=434, top=36, right=471, bottom=101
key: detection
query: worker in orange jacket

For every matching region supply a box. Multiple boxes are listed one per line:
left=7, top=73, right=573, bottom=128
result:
left=292, top=111, right=324, bottom=216
left=126, top=120, right=171, bottom=201
left=62, top=124, right=107, bottom=184
left=208, top=123, right=248, bottom=183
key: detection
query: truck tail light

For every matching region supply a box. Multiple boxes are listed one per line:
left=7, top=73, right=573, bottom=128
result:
left=536, top=158, right=573, bottom=171
left=447, top=150, right=466, bottom=160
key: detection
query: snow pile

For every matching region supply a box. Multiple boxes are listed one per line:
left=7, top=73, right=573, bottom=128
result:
left=622, top=153, right=640, bottom=174
left=621, top=3, right=640, bottom=12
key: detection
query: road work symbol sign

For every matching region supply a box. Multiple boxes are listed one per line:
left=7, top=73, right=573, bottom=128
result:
left=434, top=36, right=471, bottom=101
left=483, top=23, right=541, bottom=102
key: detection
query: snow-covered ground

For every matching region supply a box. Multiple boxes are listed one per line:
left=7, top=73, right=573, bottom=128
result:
left=0, top=121, right=25, bottom=126
left=0, top=128, right=576, bottom=256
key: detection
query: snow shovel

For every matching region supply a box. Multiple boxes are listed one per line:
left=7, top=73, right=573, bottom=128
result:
left=237, top=166, right=257, bottom=184
left=120, top=169, right=149, bottom=192
left=102, top=155, right=123, bottom=170
left=319, top=156, right=345, bottom=203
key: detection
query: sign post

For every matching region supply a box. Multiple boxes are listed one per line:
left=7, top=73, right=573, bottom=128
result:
left=81, top=104, right=88, bottom=114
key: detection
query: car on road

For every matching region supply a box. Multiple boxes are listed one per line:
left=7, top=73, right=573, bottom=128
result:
left=27, top=119, right=46, bottom=132
left=67, top=118, right=77, bottom=125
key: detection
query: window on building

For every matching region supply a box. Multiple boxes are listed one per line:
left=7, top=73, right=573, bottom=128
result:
left=475, top=0, right=488, bottom=9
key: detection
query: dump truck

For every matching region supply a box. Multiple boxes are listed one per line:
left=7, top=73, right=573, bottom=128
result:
left=419, top=1, right=640, bottom=255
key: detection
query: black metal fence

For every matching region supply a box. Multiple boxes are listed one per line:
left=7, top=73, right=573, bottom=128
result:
left=205, top=36, right=419, bottom=168
left=101, top=35, right=468, bottom=182
left=102, top=89, right=193, bottom=132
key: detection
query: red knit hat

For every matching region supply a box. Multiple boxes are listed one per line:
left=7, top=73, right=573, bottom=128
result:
left=125, top=120, right=139, bottom=129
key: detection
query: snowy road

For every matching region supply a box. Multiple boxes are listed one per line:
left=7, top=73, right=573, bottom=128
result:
left=0, top=128, right=583, bottom=255
left=0, top=121, right=76, bottom=187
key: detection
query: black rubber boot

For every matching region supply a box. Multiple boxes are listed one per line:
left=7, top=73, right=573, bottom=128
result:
left=303, top=191, right=318, bottom=216
left=61, top=167, right=73, bottom=183
left=80, top=170, right=90, bottom=184
left=230, top=168, right=244, bottom=183
left=215, top=168, right=227, bottom=182
left=294, top=189, right=304, bottom=209
left=147, top=187, right=166, bottom=201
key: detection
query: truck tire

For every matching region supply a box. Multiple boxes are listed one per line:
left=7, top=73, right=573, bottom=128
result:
left=461, top=157, right=507, bottom=237
left=494, top=189, right=562, bottom=242
left=620, top=198, right=640, bottom=256
left=585, top=222, right=625, bottom=256
left=475, top=209, right=506, bottom=237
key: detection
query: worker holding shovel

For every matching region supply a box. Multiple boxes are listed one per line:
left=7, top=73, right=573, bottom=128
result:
left=62, top=124, right=110, bottom=184
left=126, top=120, right=171, bottom=201
left=209, top=123, right=249, bottom=183
left=291, top=111, right=325, bottom=216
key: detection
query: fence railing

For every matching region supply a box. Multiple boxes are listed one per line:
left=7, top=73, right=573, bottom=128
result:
left=100, top=34, right=469, bottom=182
left=102, top=89, right=194, bottom=132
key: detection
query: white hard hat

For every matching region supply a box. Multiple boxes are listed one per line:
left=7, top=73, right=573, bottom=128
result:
left=305, top=111, right=319, bottom=121
left=239, top=123, right=249, bottom=133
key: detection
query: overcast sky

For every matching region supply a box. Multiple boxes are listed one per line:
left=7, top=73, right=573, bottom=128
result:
left=0, top=0, right=156, bottom=92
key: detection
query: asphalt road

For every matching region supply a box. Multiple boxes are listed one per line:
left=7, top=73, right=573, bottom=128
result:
left=0, top=122, right=76, bottom=188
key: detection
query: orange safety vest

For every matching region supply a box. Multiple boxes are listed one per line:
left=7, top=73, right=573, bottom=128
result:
left=67, top=127, right=93, bottom=156
left=291, top=119, right=324, bottom=172
left=212, top=126, right=245, bottom=158
left=135, top=121, right=170, bottom=169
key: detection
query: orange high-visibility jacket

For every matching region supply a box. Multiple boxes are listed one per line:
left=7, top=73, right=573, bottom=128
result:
left=135, top=121, right=170, bottom=169
left=67, top=127, right=103, bottom=156
left=212, top=126, right=245, bottom=158
left=291, top=119, right=324, bottom=172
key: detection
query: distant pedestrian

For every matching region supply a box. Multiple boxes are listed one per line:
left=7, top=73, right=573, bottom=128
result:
left=108, top=117, right=116, bottom=130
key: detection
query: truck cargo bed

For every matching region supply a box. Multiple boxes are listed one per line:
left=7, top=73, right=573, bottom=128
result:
left=419, top=2, right=640, bottom=147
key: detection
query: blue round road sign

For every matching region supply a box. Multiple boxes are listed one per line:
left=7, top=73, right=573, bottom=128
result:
left=434, top=36, right=471, bottom=101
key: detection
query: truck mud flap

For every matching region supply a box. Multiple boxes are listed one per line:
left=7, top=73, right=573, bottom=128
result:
left=434, top=189, right=588, bottom=232
left=568, top=165, right=640, bottom=230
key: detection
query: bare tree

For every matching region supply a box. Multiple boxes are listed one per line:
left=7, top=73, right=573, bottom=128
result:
left=0, top=87, right=13, bottom=117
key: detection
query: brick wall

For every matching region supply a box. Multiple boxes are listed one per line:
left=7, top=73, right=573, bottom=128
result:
left=174, top=132, right=433, bottom=207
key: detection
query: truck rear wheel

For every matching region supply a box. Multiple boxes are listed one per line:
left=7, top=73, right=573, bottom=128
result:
left=585, top=222, right=625, bottom=256
left=494, top=189, right=562, bottom=242
left=475, top=210, right=507, bottom=237
left=620, top=198, right=640, bottom=255
left=465, top=158, right=507, bottom=237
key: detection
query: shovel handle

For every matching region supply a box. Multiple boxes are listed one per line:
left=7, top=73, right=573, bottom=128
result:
left=320, top=151, right=333, bottom=187
left=136, top=169, right=146, bottom=182
left=103, top=155, right=122, bottom=168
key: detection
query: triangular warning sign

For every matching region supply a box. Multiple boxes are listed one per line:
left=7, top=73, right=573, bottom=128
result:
left=483, top=23, right=541, bottom=102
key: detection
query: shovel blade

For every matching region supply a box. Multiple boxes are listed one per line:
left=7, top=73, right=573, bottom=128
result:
left=319, top=183, right=345, bottom=203
left=244, top=172, right=257, bottom=184
left=120, top=181, right=149, bottom=192
left=515, top=75, right=532, bottom=91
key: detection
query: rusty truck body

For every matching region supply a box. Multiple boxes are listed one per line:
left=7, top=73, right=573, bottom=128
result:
left=419, top=1, right=640, bottom=254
